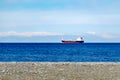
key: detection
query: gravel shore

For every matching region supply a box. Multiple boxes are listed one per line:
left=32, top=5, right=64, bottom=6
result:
left=0, top=62, right=120, bottom=80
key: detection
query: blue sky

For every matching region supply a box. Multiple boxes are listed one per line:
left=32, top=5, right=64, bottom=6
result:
left=0, top=0, right=120, bottom=42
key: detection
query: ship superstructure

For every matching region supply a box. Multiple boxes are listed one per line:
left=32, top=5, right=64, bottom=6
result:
left=62, top=37, right=84, bottom=44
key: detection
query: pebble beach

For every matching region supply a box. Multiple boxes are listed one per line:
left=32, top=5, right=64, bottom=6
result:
left=0, top=62, right=120, bottom=80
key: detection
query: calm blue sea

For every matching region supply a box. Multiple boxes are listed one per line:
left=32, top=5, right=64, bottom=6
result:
left=0, top=43, right=120, bottom=62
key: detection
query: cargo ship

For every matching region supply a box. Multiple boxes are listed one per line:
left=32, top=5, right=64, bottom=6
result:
left=62, top=37, right=84, bottom=44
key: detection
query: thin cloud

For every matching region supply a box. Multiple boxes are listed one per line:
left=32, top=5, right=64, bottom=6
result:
left=100, top=34, right=118, bottom=39
left=86, top=31, right=119, bottom=39
left=0, top=31, right=63, bottom=37
left=86, top=31, right=96, bottom=35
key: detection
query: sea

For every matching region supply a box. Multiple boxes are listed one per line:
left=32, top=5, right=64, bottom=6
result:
left=0, top=43, right=120, bottom=62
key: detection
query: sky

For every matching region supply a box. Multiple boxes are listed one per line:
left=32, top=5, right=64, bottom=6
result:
left=0, top=0, right=120, bottom=42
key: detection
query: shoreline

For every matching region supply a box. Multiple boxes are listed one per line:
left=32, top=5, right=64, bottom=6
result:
left=0, top=62, right=120, bottom=80
left=0, top=62, right=120, bottom=64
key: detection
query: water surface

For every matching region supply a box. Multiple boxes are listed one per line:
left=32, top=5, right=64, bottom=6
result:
left=0, top=43, right=120, bottom=62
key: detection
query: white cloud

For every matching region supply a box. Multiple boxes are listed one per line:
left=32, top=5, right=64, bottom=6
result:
left=0, top=31, right=63, bottom=37
left=86, top=31, right=119, bottom=39
left=0, top=10, right=120, bottom=27
left=100, top=34, right=118, bottom=39
left=86, top=31, right=96, bottom=35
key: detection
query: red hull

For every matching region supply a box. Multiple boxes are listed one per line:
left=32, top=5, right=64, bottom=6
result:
left=62, top=40, right=84, bottom=44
